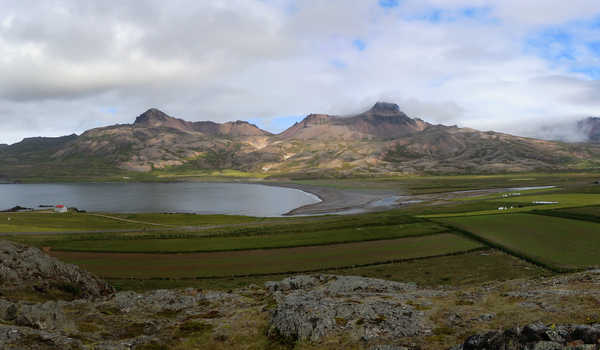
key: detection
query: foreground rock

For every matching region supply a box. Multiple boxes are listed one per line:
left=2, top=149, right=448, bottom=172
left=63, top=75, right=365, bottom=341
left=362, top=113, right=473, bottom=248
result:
left=267, top=275, right=442, bottom=343
left=0, top=240, right=114, bottom=299
left=451, top=322, right=600, bottom=349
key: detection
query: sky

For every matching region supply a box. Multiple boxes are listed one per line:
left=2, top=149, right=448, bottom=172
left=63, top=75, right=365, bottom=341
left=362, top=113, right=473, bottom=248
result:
left=2, top=0, right=600, bottom=144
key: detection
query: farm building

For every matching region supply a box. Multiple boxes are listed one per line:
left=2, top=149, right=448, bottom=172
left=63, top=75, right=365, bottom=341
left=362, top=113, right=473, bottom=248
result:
left=55, top=205, right=67, bottom=213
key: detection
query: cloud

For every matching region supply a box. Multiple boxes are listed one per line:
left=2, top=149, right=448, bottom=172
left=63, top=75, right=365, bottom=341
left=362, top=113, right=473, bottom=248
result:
left=1, top=0, right=600, bottom=143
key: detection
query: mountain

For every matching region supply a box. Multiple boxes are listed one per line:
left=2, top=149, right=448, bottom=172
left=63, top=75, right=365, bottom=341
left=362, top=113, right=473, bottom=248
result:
left=279, top=102, right=428, bottom=140
left=133, top=108, right=270, bottom=137
left=577, top=117, right=600, bottom=142
left=1, top=102, right=599, bottom=180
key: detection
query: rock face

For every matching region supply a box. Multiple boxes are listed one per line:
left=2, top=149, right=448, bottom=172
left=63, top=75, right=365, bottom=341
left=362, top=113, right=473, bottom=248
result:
left=0, top=240, right=114, bottom=298
left=451, top=322, right=600, bottom=350
left=578, top=116, right=600, bottom=142
left=266, top=275, right=435, bottom=342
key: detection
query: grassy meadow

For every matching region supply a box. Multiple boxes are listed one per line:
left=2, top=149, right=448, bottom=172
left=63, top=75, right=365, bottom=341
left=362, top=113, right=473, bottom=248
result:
left=438, top=213, right=600, bottom=270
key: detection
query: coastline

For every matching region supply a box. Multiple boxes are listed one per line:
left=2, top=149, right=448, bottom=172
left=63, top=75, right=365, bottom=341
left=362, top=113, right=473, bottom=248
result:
left=262, top=182, right=399, bottom=216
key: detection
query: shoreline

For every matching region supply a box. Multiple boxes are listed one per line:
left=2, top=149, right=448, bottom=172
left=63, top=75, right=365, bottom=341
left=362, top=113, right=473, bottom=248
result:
left=263, top=182, right=399, bottom=216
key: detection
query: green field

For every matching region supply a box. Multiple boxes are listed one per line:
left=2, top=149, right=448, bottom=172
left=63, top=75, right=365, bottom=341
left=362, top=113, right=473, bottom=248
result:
left=438, top=213, right=600, bottom=269
left=47, top=222, right=447, bottom=253
left=107, top=250, right=551, bottom=291
left=109, top=213, right=268, bottom=226
left=49, top=233, right=483, bottom=278
left=0, top=212, right=149, bottom=232
left=421, top=193, right=600, bottom=218
left=532, top=205, right=600, bottom=223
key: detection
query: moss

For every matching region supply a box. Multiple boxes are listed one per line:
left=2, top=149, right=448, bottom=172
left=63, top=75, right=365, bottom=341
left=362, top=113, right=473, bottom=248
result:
left=176, top=321, right=213, bottom=337
left=135, top=343, right=169, bottom=350
left=433, top=326, right=455, bottom=336
left=77, top=321, right=100, bottom=333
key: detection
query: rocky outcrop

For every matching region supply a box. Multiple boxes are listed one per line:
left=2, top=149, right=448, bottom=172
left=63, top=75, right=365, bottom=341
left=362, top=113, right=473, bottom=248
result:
left=0, top=287, right=248, bottom=349
left=0, top=240, right=114, bottom=298
left=267, top=275, right=440, bottom=342
left=578, top=117, right=600, bottom=142
left=451, top=322, right=600, bottom=349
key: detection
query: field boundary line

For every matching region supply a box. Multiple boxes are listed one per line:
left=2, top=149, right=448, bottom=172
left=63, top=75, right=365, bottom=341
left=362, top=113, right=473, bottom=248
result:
left=102, top=247, right=490, bottom=281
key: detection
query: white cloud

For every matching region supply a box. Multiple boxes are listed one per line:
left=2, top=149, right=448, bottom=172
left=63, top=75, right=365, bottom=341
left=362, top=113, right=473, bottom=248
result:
left=1, top=0, right=600, bottom=144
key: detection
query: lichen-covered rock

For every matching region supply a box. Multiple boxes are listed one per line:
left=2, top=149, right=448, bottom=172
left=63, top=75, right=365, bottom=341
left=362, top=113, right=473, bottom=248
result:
left=268, top=275, right=430, bottom=343
left=0, top=240, right=114, bottom=298
left=452, top=323, right=600, bottom=350
left=0, top=324, right=83, bottom=349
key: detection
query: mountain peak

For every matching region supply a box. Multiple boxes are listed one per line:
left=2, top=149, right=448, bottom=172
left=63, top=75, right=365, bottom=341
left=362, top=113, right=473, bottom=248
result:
left=368, top=102, right=401, bottom=115
left=134, top=108, right=174, bottom=125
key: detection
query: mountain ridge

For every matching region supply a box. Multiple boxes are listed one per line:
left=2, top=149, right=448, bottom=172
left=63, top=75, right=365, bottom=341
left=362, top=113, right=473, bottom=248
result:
left=1, top=102, right=600, bottom=179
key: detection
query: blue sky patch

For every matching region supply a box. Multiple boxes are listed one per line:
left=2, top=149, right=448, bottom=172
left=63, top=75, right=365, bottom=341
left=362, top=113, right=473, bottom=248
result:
left=525, top=28, right=574, bottom=62
left=353, top=39, right=366, bottom=51
left=101, top=107, right=117, bottom=115
left=248, top=115, right=305, bottom=134
left=379, top=0, right=400, bottom=8
left=330, top=59, right=348, bottom=69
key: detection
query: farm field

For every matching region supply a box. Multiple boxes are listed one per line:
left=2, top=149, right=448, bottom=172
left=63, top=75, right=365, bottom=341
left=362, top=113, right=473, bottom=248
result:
left=0, top=212, right=281, bottom=233
left=109, top=213, right=270, bottom=226
left=46, top=222, right=447, bottom=253
left=107, top=250, right=551, bottom=291
left=0, top=212, right=151, bottom=232
left=49, top=234, right=484, bottom=278
left=532, top=205, right=600, bottom=223
left=420, top=193, right=600, bottom=218
left=437, top=213, right=600, bottom=269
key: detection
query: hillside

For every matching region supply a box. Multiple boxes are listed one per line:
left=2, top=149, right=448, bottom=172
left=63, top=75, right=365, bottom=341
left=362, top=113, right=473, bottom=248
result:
left=1, top=102, right=600, bottom=180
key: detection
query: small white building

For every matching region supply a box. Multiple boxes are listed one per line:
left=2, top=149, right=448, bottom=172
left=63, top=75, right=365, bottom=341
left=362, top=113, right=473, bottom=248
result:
left=55, top=205, right=67, bottom=213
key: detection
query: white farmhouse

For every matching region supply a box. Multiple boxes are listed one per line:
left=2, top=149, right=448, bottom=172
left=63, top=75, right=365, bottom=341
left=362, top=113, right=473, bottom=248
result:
left=55, top=205, right=67, bottom=213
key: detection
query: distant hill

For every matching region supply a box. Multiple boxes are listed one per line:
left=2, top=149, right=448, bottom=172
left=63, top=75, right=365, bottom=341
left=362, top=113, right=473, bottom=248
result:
left=1, top=102, right=600, bottom=180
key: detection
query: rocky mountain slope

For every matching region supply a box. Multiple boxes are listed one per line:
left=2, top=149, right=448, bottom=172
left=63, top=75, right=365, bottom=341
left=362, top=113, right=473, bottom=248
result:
left=1, top=102, right=600, bottom=179
left=2, top=240, right=600, bottom=349
left=578, top=117, right=600, bottom=142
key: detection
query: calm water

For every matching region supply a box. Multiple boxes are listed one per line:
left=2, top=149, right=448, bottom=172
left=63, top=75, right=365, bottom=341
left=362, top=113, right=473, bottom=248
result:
left=0, top=183, right=321, bottom=217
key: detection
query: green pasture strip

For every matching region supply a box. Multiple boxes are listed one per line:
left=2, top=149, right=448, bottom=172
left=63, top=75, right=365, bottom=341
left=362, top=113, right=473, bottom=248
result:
left=49, top=234, right=484, bottom=279
left=0, top=212, right=149, bottom=232
left=47, top=222, right=448, bottom=253
left=452, top=187, right=559, bottom=202
left=530, top=205, right=600, bottom=224
left=436, top=213, right=600, bottom=270
left=420, top=193, right=600, bottom=218
left=107, top=213, right=270, bottom=226
left=2, top=213, right=424, bottom=248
